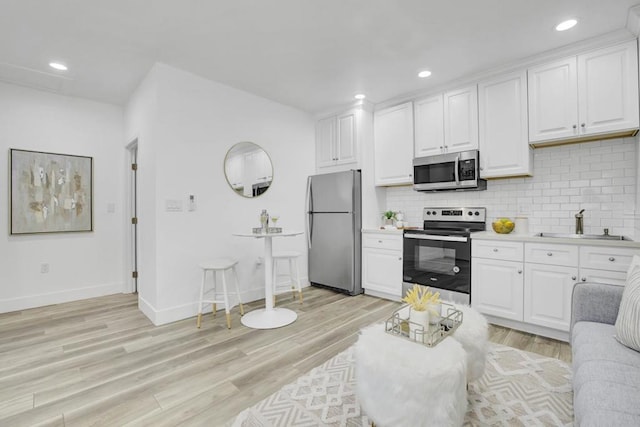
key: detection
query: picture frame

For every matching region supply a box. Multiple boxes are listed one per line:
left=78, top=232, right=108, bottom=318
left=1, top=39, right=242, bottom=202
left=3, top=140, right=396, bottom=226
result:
left=10, top=148, right=93, bottom=234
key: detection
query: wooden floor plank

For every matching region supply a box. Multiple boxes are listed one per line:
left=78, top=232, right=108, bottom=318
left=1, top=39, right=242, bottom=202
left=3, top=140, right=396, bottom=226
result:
left=0, top=286, right=572, bottom=425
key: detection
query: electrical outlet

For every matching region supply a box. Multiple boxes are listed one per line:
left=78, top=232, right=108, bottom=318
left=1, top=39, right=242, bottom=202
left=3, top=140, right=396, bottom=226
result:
left=41, top=263, right=49, bottom=274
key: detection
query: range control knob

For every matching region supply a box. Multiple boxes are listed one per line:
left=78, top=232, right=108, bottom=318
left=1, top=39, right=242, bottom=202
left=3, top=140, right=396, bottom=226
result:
left=432, top=211, right=437, bottom=215
left=468, top=211, right=473, bottom=216
left=475, top=211, right=480, bottom=216
left=426, top=211, right=431, bottom=215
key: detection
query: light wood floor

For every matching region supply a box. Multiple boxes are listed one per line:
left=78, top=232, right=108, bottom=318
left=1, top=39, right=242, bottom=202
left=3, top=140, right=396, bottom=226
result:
left=0, top=287, right=571, bottom=426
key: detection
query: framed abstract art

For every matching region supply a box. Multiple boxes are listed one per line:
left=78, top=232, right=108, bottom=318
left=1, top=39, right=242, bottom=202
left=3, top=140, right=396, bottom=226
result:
left=10, top=149, right=93, bottom=234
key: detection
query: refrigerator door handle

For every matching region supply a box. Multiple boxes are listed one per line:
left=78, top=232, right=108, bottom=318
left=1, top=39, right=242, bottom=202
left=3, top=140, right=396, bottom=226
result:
left=306, top=176, right=312, bottom=249
left=305, top=176, right=312, bottom=214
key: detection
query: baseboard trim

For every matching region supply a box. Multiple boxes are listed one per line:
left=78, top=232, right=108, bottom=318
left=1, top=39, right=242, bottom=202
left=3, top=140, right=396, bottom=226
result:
left=139, top=278, right=311, bottom=326
left=0, top=282, right=124, bottom=314
left=484, top=314, right=570, bottom=343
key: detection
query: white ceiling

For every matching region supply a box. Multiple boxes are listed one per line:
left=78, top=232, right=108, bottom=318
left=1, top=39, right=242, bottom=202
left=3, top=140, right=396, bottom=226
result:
left=1, top=0, right=638, bottom=113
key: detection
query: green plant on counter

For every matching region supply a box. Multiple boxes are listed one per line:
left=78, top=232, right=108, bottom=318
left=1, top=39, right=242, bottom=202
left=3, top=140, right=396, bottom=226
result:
left=382, top=210, right=397, bottom=220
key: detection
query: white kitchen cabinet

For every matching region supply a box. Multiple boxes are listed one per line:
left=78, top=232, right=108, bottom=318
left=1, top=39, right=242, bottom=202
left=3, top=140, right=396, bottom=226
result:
left=472, top=257, right=524, bottom=321
left=373, top=102, right=414, bottom=186
left=528, top=40, right=639, bottom=145
left=579, top=268, right=627, bottom=287
left=316, top=108, right=358, bottom=171
left=471, top=240, right=524, bottom=321
left=414, top=94, right=444, bottom=157
left=478, top=71, right=532, bottom=178
left=524, top=263, right=577, bottom=331
left=444, top=85, right=479, bottom=152
left=578, top=245, right=639, bottom=286
left=362, top=232, right=403, bottom=299
left=524, top=242, right=578, bottom=332
left=414, top=86, right=478, bottom=157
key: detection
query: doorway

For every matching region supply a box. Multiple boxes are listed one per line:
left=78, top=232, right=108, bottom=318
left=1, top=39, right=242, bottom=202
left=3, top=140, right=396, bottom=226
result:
left=126, top=140, right=138, bottom=293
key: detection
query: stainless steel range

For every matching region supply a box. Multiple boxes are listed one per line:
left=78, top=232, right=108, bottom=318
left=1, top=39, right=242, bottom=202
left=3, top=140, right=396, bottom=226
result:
left=402, top=207, right=486, bottom=304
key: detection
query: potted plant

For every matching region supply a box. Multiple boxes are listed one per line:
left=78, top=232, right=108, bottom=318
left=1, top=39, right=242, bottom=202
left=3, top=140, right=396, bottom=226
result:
left=382, top=210, right=397, bottom=227
left=402, top=284, right=442, bottom=338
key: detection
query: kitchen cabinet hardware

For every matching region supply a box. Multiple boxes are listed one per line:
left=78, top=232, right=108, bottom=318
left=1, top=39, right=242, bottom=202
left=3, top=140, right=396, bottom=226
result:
left=581, top=123, right=586, bottom=128
left=547, top=252, right=553, bottom=256
left=581, top=277, right=587, bottom=281
left=572, top=276, right=577, bottom=280
left=493, top=248, right=498, bottom=252
left=518, top=269, right=522, bottom=274
left=609, top=257, right=615, bottom=261
left=378, top=240, right=383, bottom=243
left=572, top=124, right=577, bottom=129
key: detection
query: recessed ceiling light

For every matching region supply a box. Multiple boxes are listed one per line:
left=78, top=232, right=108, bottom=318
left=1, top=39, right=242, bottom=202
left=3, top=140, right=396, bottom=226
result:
left=354, top=94, right=366, bottom=100
left=418, top=70, right=432, bottom=78
left=49, top=62, right=68, bottom=71
left=555, top=19, right=577, bottom=32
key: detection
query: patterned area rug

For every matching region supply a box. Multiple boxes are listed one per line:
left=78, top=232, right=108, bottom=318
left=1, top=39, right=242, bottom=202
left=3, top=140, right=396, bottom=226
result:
left=232, top=343, right=573, bottom=426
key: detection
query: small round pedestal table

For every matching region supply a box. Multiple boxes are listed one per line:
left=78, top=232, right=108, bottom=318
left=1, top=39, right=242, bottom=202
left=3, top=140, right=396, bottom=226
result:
left=233, top=230, right=303, bottom=329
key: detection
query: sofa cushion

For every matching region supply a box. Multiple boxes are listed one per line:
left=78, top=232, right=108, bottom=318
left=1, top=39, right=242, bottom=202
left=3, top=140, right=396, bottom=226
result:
left=615, top=265, right=640, bottom=352
left=572, top=322, right=640, bottom=370
left=572, top=321, right=640, bottom=426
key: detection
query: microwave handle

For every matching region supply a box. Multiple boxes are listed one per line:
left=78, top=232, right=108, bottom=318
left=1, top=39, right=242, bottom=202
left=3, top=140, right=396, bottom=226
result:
left=454, top=155, right=460, bottom=184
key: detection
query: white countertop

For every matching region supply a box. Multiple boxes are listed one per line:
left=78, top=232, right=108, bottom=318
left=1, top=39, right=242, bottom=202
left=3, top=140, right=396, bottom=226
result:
left=472, top=230, right=640, bottom=248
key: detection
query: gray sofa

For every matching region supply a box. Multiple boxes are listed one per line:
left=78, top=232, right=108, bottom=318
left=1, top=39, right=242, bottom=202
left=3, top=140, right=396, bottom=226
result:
left=571, top=282, right=640, bottom=426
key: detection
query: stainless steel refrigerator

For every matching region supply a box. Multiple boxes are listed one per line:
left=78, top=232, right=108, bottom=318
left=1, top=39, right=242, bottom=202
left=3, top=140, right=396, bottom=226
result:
left=306, top=170, right=362, bottom=295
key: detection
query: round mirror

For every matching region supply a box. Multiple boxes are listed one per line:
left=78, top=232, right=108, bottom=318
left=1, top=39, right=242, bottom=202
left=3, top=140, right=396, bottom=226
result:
left=224, top=142, right=273, bottom=198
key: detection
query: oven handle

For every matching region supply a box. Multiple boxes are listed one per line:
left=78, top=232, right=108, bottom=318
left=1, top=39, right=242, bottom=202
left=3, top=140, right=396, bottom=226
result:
left=404, top=233, right=468, bottom=243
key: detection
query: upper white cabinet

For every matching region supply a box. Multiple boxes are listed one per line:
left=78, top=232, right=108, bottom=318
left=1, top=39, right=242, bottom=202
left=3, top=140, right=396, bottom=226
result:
left=415, top=86, right=478, bottom=157
left=374, top=102, right=414, bottom=186
left=414, top=95, right=444, bottom=157
left=316, top=108, right=358, bottom=171
left=478, top=71, right=532, bottom=178
left=444, top=86, right=479, bottom=152
left=528, top=40, right=639, bottom=145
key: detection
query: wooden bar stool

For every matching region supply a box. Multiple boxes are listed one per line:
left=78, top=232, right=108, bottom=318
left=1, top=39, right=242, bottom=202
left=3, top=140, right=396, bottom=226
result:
left=197, top=258, right=244, bottom=329
left=272, top=251, right=303, bottom=306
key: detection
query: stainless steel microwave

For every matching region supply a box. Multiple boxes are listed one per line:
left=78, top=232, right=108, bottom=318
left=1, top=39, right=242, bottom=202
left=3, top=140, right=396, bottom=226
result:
left=413, top=149, right=487, bottom=192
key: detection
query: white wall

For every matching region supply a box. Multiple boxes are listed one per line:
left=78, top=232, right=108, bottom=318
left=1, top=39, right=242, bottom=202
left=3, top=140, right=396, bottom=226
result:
left=125, top=63, right=315, bottom=325
left=0, top=82, right=125, bottom=312
left=387, top=137, right=638, bottom=238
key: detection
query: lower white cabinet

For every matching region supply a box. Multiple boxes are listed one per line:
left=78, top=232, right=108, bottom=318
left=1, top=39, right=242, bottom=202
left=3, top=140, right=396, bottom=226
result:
left=579, top=268, right=626, bottom=286
left=362, top=232, right=403, bottom=299
left=472, top=258, right=523, bottom=321
left=524, top=263, right=577, bottom=331
left=472, top=238, right=639, bottom=340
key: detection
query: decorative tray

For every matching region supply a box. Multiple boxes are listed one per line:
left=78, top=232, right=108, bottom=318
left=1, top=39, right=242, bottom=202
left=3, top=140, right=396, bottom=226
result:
left=384, top=303, right=463, bottom=347
left=252, top=227, right=282, bottom=234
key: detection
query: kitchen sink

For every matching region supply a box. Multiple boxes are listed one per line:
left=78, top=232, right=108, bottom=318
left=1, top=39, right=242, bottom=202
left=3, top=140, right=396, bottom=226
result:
left=535, top=232, right=629, bottom=241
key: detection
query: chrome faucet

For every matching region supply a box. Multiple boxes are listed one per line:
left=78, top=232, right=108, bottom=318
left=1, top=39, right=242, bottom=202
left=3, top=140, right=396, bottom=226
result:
left=575, top=209, right=585, bottom=234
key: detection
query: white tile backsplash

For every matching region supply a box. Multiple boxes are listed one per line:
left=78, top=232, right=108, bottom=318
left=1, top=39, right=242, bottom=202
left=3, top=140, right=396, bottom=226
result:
left=386, top=137, right=639, bottom=239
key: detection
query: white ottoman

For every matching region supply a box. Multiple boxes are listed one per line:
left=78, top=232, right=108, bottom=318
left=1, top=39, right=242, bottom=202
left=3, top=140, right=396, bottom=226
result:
left=355, top=324, right=467, bottom=427
left=450, top=304, right=489, bottom=382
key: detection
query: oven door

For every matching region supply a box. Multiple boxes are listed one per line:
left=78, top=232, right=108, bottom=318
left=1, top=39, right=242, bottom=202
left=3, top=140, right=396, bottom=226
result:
left=403, top=233, right=471, bottom=296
